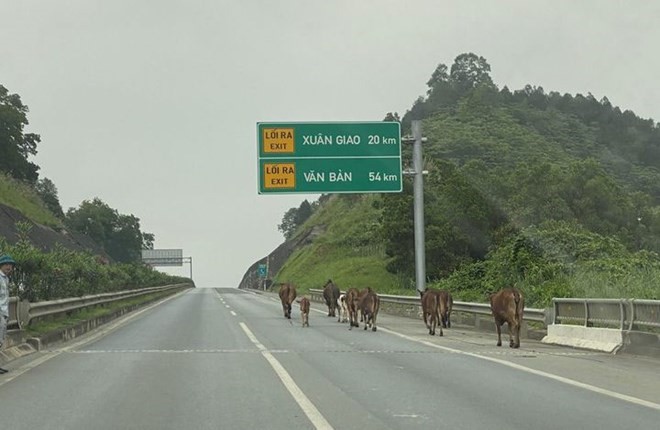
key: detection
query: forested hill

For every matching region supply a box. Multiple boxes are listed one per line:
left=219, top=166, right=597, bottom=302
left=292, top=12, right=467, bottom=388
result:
left=274, top=53, right=660, bottom=306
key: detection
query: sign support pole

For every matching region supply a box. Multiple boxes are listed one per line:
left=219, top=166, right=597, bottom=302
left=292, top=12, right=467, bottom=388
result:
left=412, top=120, right=426, bottom=295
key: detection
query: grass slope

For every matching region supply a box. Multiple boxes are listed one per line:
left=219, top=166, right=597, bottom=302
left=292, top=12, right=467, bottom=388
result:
left=0, top=172, right=62, bottom=227
left=275, top=195, right=407, bottom=294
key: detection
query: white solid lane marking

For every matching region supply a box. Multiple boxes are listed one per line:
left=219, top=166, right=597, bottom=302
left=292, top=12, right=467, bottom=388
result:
left=239, top=322, right=333, bottom=430
left=378, top=326, right=660, bottom=411
left=230, top=311, right=237, bottom=316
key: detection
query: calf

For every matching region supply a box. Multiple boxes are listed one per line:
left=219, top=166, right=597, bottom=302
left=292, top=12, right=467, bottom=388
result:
left=420, top=289, right=442, bottom=336
left=345, top=288, right=360, bottom=329
left=489, top=287, right=524, bottom=348
left=322, top=279, right=340, bottom=317
left=359, top=288, right=380, bottom=332
left=337, top=293, right=349, bottom=323
left=437, top=290, right=453, bottom=329
left=300, top=297, right=310, bottom=327
left=278, top=283, right=297, bottom=319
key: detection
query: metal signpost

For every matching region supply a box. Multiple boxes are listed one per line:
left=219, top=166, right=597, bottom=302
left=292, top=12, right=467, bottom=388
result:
left=411, top=121, right=426, bottom=294
left=257, top=122, right=402, bottom=194
left=141, top=249, right=193, bottom=281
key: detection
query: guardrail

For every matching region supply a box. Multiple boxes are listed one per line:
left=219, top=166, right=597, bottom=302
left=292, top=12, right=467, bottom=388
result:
left=553, top=298, right=660, bottom=332
left=7, top=283, right=191, bottom=329
left=309, top=289, right=550, bottom=326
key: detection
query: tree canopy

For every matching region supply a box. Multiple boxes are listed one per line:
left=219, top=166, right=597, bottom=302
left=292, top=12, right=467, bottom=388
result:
left=65, top=198, right=154, bottom=263
left=0, top=84, right=40, bottom=183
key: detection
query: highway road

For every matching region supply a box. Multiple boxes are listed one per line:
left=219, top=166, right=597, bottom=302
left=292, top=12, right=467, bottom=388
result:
left=0, top=288, right=658, bottom=429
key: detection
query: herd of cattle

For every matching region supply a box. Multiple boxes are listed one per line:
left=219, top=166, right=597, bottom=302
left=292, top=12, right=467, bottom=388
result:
left=277, top=280, right=525, bottom=348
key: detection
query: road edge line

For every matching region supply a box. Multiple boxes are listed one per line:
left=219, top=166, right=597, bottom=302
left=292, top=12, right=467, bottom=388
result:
left=378, top=326, right=660, bottom=411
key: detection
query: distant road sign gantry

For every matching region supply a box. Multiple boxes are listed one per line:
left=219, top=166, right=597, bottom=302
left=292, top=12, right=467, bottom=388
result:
left=257, top=122, right=402, bottom=194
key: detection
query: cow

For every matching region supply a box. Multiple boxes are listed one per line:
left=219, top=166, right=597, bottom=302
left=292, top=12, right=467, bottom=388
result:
left=300, top=297, right=310, bottom=327
left=489, top=287, right=524, bottom=348
left=359, top=287, right=380, bottom=332
left=357, top=288, right=369, bottom=323
left=345, top=288, right=361, bottom=329
left=420, top=289, right=442, bottom=336
left=337, top=293, right=349, bottom=323
left=278, top=283, right=297, bottom=319
left=322, top=279, right=340, bottom=318
left=437, top=290, right=453, bottom=329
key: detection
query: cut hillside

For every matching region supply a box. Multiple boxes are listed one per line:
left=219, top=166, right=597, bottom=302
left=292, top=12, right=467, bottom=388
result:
left=243, top=53, right=660, bottom=307
left=0, top=173, right=107, bottom=257
left=0, top=173, right=62, bottom=228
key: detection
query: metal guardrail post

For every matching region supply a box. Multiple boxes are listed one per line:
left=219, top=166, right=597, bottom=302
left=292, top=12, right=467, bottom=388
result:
left=629, top=299, right=636, bottom=331
left=584, top=300, right=589, bottom=327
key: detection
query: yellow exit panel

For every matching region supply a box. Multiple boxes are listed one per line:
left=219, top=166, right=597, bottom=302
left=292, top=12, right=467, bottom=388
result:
left=264, top=163, right=296, bottom=189
left=263, top=128, right=295, bottom=153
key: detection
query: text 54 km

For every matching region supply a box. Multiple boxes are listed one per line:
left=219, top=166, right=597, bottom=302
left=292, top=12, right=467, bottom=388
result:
left=368, top=172, right=398, bottom=182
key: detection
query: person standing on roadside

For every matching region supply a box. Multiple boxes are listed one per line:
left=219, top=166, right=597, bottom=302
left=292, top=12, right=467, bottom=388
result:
left=0, top=254, right=16, bottom=374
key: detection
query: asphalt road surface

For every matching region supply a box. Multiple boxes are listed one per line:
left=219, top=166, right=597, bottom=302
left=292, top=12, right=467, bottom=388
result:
left=0, top=288, right=658, bottom=430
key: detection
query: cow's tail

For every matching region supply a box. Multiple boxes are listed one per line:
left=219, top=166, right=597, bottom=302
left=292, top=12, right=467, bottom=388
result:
left=513, top=289, right=523, bottom=322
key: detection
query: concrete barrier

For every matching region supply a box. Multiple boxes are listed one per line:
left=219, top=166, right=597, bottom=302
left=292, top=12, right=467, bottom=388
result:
left=542, top=325, right=624, bottom=353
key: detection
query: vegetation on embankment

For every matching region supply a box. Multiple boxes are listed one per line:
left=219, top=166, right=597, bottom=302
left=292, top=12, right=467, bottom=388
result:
left=272, top=53, right=660, bottom=307
left=2, top=224, right=191, bottom=302
left=275, top=194, right=405, bottom=294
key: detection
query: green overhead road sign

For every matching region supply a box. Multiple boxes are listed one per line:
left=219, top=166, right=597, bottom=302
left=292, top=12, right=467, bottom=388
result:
left=257, top=122, right=402, bottom=194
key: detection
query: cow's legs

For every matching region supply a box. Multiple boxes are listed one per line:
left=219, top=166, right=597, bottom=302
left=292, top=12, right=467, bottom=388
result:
left=495, top=319, right=502, bottom=346
left=508, top=321, right=515, bottom=347
left=372, top=312, right=378, bottom=332
left=512, top=321, right=521, bottom=348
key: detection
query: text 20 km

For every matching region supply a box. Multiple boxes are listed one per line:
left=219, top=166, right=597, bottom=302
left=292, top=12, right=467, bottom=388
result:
left=368, top=135, right=397, bottom=145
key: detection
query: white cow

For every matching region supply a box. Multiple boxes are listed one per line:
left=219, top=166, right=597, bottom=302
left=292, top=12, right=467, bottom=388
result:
left=337, top=293, right=349, bottom=323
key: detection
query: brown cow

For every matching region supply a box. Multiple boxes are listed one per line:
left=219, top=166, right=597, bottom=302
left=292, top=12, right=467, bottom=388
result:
left=300, top=297, right=310, bottom=327
left=359, top=287, right=380, bottom=332
left=489, top=288, right=524, bottom=348
left=420, top=289, right=442, bottom=336
left=278, top=283, right=297, bottom=319
left=345, top=288, right=360, bottom=329
left=437, top=290, right=453, bottom=329
left=322, top=279, right=340, bottom=318
left=357, top=288, right=369, bottom=323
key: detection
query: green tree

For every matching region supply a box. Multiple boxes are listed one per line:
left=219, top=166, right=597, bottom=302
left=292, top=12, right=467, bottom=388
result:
left=278, top=199, right=315, bottom=240
left=0, top=84, right=41, bottom=182
left=449, top=53, right=495, bottom=94
left=65, top=198, right=154, bottom=263
left=35, top=177, right=64, bottom=218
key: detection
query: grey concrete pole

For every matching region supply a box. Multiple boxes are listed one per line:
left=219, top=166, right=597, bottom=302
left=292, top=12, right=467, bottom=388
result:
left=412, top=120, right=426, bottom=294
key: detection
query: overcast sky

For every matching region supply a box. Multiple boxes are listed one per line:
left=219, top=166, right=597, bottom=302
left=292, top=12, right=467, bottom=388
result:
left=1, top=1, right=659, bottom=287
